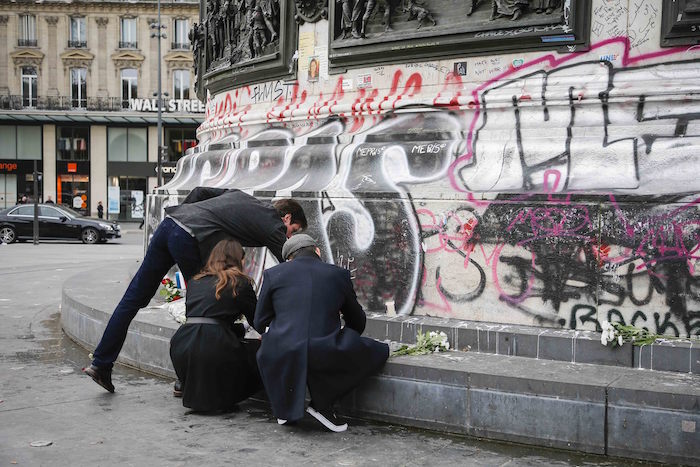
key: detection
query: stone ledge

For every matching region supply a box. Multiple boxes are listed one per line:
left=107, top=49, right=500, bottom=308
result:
left=61, top=264, right=700, bottom=465
left=364, top=313, right=699, bottom=374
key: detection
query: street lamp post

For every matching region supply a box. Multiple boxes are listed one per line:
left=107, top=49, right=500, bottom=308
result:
left=151, top=1, right=167, bottom=188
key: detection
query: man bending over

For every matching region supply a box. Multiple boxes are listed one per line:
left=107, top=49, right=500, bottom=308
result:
left=84, top=187, right=306, bottom=393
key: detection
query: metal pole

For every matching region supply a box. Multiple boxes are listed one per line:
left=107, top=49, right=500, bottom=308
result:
left=156, top=0, right=163, bottom=188
left=32, top=159, right=39, bottom=245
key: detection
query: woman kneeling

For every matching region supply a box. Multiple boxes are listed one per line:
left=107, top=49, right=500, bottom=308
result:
left=170, top=238, right=261, bottom=412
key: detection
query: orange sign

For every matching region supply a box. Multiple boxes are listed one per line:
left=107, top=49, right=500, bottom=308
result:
left=0, top=162, right=18, bottom=172
left=67, top=163, right=77, bottom=173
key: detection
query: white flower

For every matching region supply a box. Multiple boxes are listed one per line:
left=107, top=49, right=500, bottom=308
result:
left=618, top=335, right=623, bottom=346
left=601, top=326, right=616, bottom=346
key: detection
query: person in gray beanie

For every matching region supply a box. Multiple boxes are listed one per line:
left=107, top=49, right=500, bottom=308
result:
left=280, top=233, right=318, bottom=260
left=254, top=234, right=389, bottom=432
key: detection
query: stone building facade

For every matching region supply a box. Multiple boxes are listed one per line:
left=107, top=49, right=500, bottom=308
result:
left=0, top=0, right=202, bottom=221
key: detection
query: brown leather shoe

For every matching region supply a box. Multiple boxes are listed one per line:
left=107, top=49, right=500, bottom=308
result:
left=83, top=364, right=115, bottom=393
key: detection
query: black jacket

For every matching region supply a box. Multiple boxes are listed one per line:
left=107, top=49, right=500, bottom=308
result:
left=165, top=187, right=286, bottom=263
left=170, top=275, right=261, bottom=412
left=254, top=254, right=389, bottom=421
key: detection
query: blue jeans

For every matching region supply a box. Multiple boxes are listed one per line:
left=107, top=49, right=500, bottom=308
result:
left=92, top=217, right=202, bottom=369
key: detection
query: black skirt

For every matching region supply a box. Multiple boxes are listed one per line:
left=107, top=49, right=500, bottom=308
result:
left=170, top=321, right=261, bottom=412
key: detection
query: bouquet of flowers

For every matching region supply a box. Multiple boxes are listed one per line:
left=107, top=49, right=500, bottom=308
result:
left=600, top=320, right=661, bottom=347
left=159, top=277, right=182, bottom=302
left=392, top=330, right=450, bottom=356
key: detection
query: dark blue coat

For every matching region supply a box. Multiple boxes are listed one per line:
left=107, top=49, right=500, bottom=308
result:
left=254, top=254, right=389, bottom=421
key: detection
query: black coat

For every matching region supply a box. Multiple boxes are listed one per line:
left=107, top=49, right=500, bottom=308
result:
left=165, top=187, right=287, bottom=263
left=254, top=254, right=389, bottom=421
left=170, top=275, right=261, bottom=412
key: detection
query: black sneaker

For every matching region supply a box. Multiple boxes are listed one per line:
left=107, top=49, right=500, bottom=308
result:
left=83, top=364, right=115, bottom=393
left=306, top=405, right=348, bottom=432
left=173, top=379, right=183, bottom=398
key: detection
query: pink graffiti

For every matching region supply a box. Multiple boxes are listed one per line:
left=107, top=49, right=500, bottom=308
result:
left=418, top=268, right=453, bottom=313
left=606, top=195, right=700, bottom=269
left=506, top=204, right=593, bottom=246
left=417, top=208, right=482, bottom=313
left=417, top=208, right=477, bottom=263
left=448, top=36, right=689, bottom=194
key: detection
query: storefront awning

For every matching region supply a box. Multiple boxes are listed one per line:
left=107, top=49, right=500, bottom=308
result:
left=0, top=111, right=203, bottom=126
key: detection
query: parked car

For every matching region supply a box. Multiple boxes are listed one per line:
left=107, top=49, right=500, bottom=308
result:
left=0, top=204, right=121, bottom=244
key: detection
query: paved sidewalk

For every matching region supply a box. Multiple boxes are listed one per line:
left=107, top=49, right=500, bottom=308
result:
left=116, top=221, right=146, bottom=235
left=0, top=242, right=655, bottom=466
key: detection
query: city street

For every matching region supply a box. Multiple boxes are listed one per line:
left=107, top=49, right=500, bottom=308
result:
left=0, top=231, right=645, bottom=466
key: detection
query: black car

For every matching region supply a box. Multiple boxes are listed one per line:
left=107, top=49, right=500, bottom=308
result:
left=0, top=204, right=121, bottom=244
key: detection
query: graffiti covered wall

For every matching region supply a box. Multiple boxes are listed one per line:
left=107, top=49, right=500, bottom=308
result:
left=154, top=0, right=700, bottom=338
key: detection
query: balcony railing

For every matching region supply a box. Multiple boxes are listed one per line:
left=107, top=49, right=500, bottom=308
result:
left=18, top=39, right=38, bottom=47
left=119, top=41, right=138, bottom=49
left=68, top=40, right=87, bottom=48
left=0, top=95, right=123, bottom=112
left=171, top=42, right=189, bottom=50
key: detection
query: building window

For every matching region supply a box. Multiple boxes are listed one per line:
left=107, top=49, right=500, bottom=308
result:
left=172, top=19, right=189, bottom=49
left=173, top=70, right=190, bottom=100
left=109, top=176, right=146, bottom=221
left=70, top=68, right=87, bottom=108
left=16, top=127, right=41, bottom=160
left=0, top=172, right=18, bottom=210
left=0, top=125, right=42, bottom=160
left=18, top=14, right=36, bottom=47
left=21, top=67, right=38, bottom=108
left=108, top=127, right=147, bottom=162
left=69, top=17, right=87, bottom=48
left=57, top=127, right=89, bottom=161
left=165, top=127, right=197, bottom=161
left=120, top=17, right=137, bottom=49
left=57, top=174, right=89, bottom=214
left=121, top=69, right=138, bottom=109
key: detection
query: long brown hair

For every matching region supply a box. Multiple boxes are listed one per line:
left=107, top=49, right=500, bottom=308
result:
left=194, top=238, right=252, bottom=300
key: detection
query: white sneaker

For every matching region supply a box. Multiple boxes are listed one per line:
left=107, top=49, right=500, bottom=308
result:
left=306, top=406, right=348, bottom=432
left=277, top=418, right=288, bottom=425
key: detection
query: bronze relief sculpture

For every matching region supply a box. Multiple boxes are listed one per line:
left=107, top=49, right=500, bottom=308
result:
left=331, top=0, right=565, bottom=41
left=201, top=0, right=282, bottom=69
left=295, top=0, right=329, bottom=24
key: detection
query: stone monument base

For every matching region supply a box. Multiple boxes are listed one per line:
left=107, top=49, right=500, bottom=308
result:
left=61, top=262, right=699, bottom=465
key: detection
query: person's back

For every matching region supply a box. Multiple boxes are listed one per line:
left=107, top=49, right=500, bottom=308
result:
left=261, top=257, right=360, bottom=338
left=254, top=235, right=388, bottom=431
left=170, top=238, right=262, bottom=412
left=166, top=188, right=287, bottom=262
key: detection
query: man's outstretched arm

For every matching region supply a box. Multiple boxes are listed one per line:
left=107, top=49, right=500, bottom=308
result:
left=265, top=227, right=286, bottom=263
